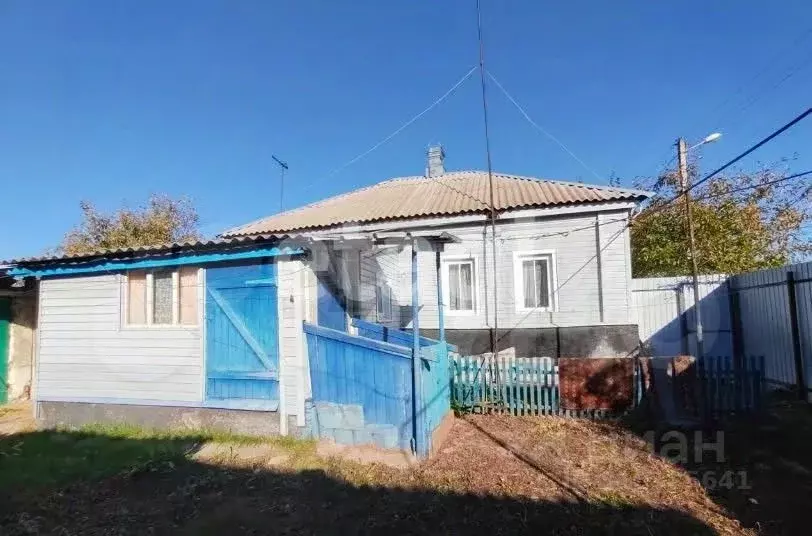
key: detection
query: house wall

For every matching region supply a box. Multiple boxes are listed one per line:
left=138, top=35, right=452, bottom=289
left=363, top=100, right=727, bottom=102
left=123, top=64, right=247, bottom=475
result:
left=36, top=274, right=204, bottom=403
left=8, top=293, right=36, bottom=400
left=400, top=210, right=633, bottom=330
left=277, top=258, right=308, bottom=424
left=351, top=209, right=637, bottom=357
left=34, top=258, right=310, bottom=426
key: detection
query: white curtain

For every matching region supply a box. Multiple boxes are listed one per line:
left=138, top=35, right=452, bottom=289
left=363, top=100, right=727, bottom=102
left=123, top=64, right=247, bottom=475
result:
left=448, top=264, right=461, bottom=309
left=536, top=259, right=549, bottom=307
left=152, top=271, right=174, bottom=324
left=459, top=263, right=473, bottom=310
left=523, top=260, right=536, bottom=308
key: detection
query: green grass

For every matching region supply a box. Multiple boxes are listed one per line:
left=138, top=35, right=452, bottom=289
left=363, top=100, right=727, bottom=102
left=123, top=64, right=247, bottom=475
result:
left=0, top=423, right=311, bottom=493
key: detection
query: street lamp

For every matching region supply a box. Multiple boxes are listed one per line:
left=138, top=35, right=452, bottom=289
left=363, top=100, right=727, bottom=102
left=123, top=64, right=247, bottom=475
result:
left=677, top=132, right=722, bottom=360
left=688, top=132, right=723, bottom=151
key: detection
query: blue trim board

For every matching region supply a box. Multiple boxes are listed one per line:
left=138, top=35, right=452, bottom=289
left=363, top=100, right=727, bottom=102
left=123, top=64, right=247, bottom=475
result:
left=36, top=396, right=279, bottom=412
left=8, top=246, right=306, bottom=278
left=351, top=318, right=458, bottom=352
left=303, top=322, right=413, bottom=358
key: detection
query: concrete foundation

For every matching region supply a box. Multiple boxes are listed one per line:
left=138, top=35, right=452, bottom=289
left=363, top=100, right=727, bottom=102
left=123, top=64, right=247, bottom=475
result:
left=421, top=325, right=640, bottom=358
left=37, top=401, right=308, bottom=438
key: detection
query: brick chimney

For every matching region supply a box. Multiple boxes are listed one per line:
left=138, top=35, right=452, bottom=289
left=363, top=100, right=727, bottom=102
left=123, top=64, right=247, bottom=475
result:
left=426, top=145, right=445, bottom=177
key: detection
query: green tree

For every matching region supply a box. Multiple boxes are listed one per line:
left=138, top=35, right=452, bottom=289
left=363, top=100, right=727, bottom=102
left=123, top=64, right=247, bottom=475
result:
left=60, top=194, right=201, bottom=257
left=631, top=158, right=811, bottom=277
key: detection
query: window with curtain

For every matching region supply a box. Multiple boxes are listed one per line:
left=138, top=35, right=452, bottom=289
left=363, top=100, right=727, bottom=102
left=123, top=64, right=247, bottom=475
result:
left=125, top=267, right=198, bottom=326
left=444, top=259, right=475, bottom=312
left=514, top=252, right=554, bottom=311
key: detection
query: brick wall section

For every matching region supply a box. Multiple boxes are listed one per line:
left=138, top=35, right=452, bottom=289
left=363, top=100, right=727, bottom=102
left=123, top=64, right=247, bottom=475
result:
left=558, top=357, right=634, bottom=411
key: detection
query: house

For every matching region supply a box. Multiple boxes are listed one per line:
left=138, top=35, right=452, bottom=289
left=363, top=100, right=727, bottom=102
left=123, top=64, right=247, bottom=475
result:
left=222, top=146, right=649, bottom=357
left=4, top=146, right=649, bottom=451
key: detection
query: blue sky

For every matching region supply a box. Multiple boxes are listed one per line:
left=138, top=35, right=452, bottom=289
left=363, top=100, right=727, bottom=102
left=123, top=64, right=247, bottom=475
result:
left=1, top=0, right=810, bottom=258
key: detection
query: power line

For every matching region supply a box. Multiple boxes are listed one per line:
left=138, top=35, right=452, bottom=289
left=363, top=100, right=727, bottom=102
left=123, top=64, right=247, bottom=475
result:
left=704, top=26, right=812, bottom=130
left=692, top=170, right=812, bottom=203
left=486, top=70, right=604, bottom=182
left=319, top=66, right=478, bottom=182
left=690, top=107, right=812, bottom=194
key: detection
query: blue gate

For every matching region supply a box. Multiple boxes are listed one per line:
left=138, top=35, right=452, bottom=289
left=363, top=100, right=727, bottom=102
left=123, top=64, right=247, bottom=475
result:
left=205, top=261, right=279, bottom=410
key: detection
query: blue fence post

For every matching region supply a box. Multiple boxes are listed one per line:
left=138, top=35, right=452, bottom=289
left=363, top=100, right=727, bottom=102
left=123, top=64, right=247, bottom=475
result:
left=411, top=240, right=422, bottom=456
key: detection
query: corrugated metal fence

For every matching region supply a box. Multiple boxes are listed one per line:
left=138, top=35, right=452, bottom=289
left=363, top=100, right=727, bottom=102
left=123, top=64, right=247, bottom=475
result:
left=633, top=261, right=812, bottom=398
left=632, top=274, right=732, bottom=358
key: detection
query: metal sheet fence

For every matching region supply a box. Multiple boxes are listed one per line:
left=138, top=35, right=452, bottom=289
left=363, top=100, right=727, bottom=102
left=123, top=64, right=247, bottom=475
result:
left=731, top=262, right=812, bottom=397
left=633, top=261, right=812, bottom=400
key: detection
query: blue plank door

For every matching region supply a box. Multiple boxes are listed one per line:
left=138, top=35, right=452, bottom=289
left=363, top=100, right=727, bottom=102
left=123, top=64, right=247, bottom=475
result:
left=205, top=261, right=279, bottom=410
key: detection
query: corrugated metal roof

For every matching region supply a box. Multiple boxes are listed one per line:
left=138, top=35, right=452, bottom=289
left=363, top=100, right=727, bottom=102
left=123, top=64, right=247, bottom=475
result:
left=223, top=171, right=649, bottom=237
left=4, top=234, right=289, bottom=265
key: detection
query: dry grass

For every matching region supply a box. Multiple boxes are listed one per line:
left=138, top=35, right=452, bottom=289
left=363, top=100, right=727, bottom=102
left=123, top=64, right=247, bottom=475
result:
left=1, top=405, right=792, bottom=534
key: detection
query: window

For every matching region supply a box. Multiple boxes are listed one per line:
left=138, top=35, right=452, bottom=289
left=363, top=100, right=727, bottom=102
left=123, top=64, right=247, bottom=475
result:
left=124, top=267, right=199, bottom=326
left=513, top=251, right=556, bottom=312
left=376, top=281, right=393, bottom=320
left=442, top=258, right=477, bottom=314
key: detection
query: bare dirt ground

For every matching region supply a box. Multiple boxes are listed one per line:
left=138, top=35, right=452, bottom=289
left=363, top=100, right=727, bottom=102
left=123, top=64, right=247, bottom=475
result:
left=0, top=402, right=35, bottom=436
left=1, top=399, right=808, bottom=535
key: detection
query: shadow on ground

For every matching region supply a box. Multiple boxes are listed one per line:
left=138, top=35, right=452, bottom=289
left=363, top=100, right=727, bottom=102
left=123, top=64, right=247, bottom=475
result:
left=621, top=391, right=812, bottom=536
left=0, top=429, right=719, bottom=535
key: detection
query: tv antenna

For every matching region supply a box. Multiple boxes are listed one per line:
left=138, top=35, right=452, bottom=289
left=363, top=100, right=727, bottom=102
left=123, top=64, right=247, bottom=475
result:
left=272, top=155, right=289, bottom=213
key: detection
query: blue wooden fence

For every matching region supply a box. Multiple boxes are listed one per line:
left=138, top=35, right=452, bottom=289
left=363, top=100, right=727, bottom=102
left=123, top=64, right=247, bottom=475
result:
left=304, top=322, right=451, bottom=456
left=451, top=355, right=765, bottom=419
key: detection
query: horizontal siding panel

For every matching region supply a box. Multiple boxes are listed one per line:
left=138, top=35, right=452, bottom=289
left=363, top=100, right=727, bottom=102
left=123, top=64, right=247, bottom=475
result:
left=38, top=370, right=200, bottom=384
left=40, top=329, right=200, bottom=342
left=39, top=355, right=202, bottom=367
left=41, top=297, right=121, bottom=308
left=40, top=310, right=120, bottom=322
left=40, top=276, right=118, bottom=291
left=36, top=385, right=200, bottom=402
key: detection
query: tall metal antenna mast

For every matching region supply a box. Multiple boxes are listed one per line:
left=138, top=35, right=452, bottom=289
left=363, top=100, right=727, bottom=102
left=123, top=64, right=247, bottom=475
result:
left=272, top=155, right=289, bottom=213
left=476, top=0, right=501, bottom=401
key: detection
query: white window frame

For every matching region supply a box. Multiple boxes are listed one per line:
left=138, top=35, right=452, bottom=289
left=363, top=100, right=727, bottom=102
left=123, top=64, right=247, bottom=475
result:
left=441, top=255, right=479, bottom=316
left=121, top=268, right=197, bottom=328
left=513, top=250, right=558, bottom=313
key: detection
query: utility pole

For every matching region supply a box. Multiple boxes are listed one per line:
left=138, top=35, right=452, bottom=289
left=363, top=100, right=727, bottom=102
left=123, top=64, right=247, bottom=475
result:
left=272, top=155, right=289, bottom=213
left=476, top=0, right=500, bottom=403
left=677, top=138, right=704, bottom=359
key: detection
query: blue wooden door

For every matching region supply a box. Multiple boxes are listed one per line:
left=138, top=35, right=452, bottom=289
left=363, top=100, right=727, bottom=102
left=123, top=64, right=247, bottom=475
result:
left=205, top=261, right=279, bottom=410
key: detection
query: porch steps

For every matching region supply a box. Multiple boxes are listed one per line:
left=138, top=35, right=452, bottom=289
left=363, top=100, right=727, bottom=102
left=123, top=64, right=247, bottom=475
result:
left=308, top=401, right=399, bottom=450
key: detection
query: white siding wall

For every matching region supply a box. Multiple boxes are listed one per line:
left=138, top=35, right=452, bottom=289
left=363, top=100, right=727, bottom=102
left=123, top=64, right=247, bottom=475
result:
left=36, top=274, right=204, bottom=403
left=277, top=259, right=307, bottom=423
left=398, top=210, right=633, bottom=330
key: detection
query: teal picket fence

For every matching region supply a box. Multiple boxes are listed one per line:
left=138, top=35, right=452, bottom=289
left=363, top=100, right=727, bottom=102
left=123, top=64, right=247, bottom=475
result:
left=451, top=354, right=766, bottom=419
left=451, top=355, right=559, bottom=415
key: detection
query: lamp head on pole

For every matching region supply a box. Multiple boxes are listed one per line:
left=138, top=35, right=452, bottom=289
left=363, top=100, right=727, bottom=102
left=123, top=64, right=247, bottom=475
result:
left=702, top=132, right=722, bottom=144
